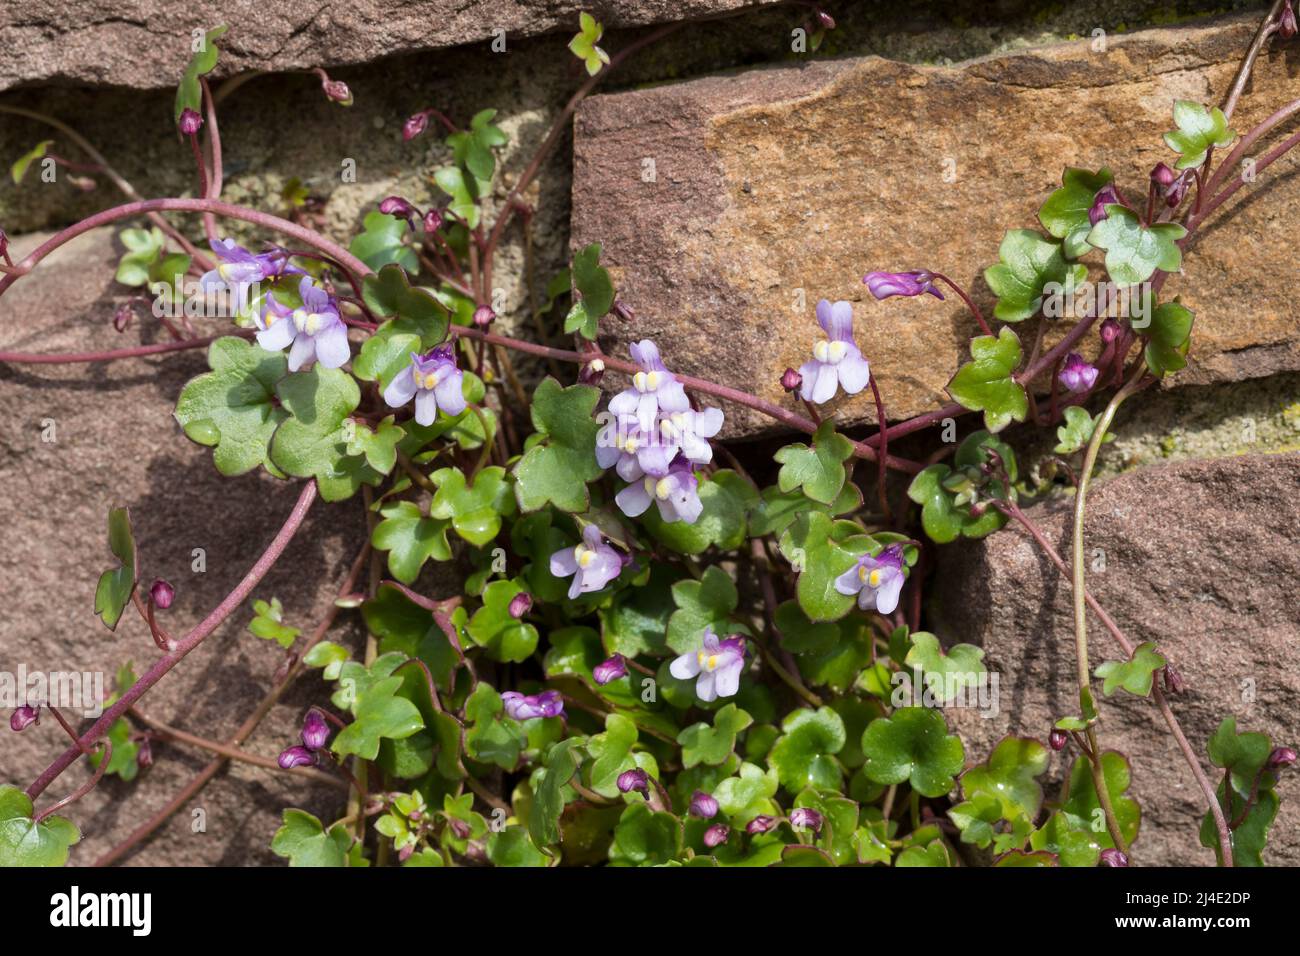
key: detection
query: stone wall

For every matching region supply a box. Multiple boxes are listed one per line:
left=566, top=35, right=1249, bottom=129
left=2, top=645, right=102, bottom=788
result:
left=1, top=0, right=1294, bottom=866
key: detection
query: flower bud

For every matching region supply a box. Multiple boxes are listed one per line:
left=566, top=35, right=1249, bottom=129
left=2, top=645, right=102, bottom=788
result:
left=1163, top=663, right=1186, bottom=695
left=1049, top=728, right=1068, bottom=751
left=746, top=815, right=778, bottom=835
left=379, top=195, right=417, bottom=223
left=789, top=807, right=823, bottom=834
left=398, top=843, right=415, bottom=862
left=617, top=768, right=649, bottom=796
left=0, top=227, right=8, bottom=261
left=422, top=208, right=444, bottom=233
left=703, top=823, right=730, bottom=848
left=508, top=591, right=533, bottom=619
left=1150, top=162, right=1177, bottom=188
left=816, top=10, right=836, bottom=30
left=1282, top=1, right=1298, bottom=40
left=113, top=302, right=135, bottom=333
left=1059, top=352, right=1099, bottom=394
left=1088, top=185, right=1123, bottom=225
left=1099, top=848, right=1129, bottom=867
left=1267, top=746, right=1297, bottom=770
left=612, top=299, right=636, bottom=323
left=277, top=745, right=317, bottom=769
left=178, top=108, right=204, bottom=136
left=578, top=357, right=605, bottom=386
left=1099, top=317, right=1122, bottom=344
left=137, top=737, right=154, bottom=769
left=403, top=111, right=430, bottom=141
left=473, top=304, right=496, bottom=328
left=322, top=78, right=353, bottom=107
left=593, top=654, right=628, bottom=686
left=689, top=790, right=719, bottom=819
left=1165, top=174, right=1190, bottom=208
left=781, top=367, right=803, bottom=392
left=301, top=710, right=330, bottom=751
left=9, top=704, right=39, bottom=732
left=149, top=578, right=175, bottom=610
left=448, top=818, right=472, bottom=840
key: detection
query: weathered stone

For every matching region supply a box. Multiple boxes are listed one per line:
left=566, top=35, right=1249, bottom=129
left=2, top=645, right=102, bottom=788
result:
left=0, top=1, right=777, bottom=93
left=572, top=16, right=1300, bottom=437
left=0, top=230, right=446, bottom=865
left=933, top=452, right=1300, bottom=866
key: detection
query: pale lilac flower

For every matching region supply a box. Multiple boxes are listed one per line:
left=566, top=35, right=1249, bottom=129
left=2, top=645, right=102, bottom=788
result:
left=799, top=299, right=872, bottom=405
left=607, top=340, right=690, bottom=433
left=256, top=276, right=350, bottom=371
left=549, top=524, right=623, bottom=599
left=200, top=238, right=267, bottom=312
left=278, top=745, right=317, bottom=769
left=383, top=344, right=467, bottom=425
left=598, top=408, right=722, bottom=479
left=789, top=807, right=823, bottom=834
left=863, top=270, right=943, bottom=301
left=593, top=655, right=628, bottom=686
left=9, top=704, right=39, bottom=732
left=614, top=455, right=703, bottom=525
left=500, top=690, right=565, bottom=721
left=1058, top=353, right=1099, bottom=394
left=834, top=545, right=906, bottom=615
left=669, top=628, right=746, bottom=702
left=689, top=791, right=719, bottom=819
left=617, top=768, right=649, bottom=795
left=703, top=824, right=730, bottom=848
left=301, top=710, right=330, bottom=751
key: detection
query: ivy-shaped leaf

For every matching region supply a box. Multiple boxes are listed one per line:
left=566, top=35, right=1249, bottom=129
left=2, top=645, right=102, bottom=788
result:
left=331, top=675, right=425, bottom=761
left=248, top=596, right=300, bottom=649
left=0, top=785, right=81, bottom=867
left=174, top=25, right=228, bottom=122
left=959, top=736, right=1050, bottom=822
left=428, top=465, right=515, bottom=547
left=768, top=706, right=847, bottom=792
left=487, top=826, right=550, bottom=867
left=712, top=761, right=780, bottom=825
left=1163, top=100, right=1235, bottom=170
left=1030, top=751, right=1140, bottom=866
left=114, top=227, right=165, bottom=285
left=861, top=707, right=964, bottom=798
left=466, top=579, right=539, bottom=662
left=270, top=808, right=350, bottom=867
left=1086, top=206, right=1186, bottom=286
left=568, top=12, right=611, bottom=76
left=1144, top=300, right=1194, bottom=377
left=610, top=802, right=682, bottom=866
left=1054, top=405, right=1113, bottom=455
left=643, top=470, right=757, bottom=555
left=271, top=365, right=382, bottom=502
left=778, top=511, right=876, bottom=621
left=463, top=684, right=527, bottom=770
left=564, top=242, right=614, bottom=340
left=304, top=641, right=350, bottom=680
left=586, top=713, right=642, bottom=797
left=906, top=463, right=1006, bottom=544
left=665, top=566, right=740, bottom=655
left=529, top=738, right=583, bottom=847
left=1038, top=167, right=1114, bottom=259
left=93, top=506, right=136, bottom=631
left=903, top=632, right=987, bottom=704
left=748, top=481, right=862, bottom=539
left=678, top=704, right=754, bottom=769
left=349, top=210, right=419, bottom=273
left=984, top=229, right=1087, bottom=322
left=372, top=501, right=452, bottom=584
left=947, top=327, right=1028, bottom=432
left=774, top=420, right=855, bottom=505
left=447, top=108, right=508, bottom=182
left=512, top=378, right=603, bottom=513
left=174, top=336, right=289, bottom=477
left=1095, top=642, right=1166, bottom=697
left=435, top=166, right=481, bottom=229
left=345, top=416, right=405, bottom=475
left=360, top=263, right=449, bottom=347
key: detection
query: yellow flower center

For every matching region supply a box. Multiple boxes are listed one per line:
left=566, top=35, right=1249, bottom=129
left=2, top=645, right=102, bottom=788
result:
left=293, top=310, right=329, bottom=335
left=217, top=262, right=241, bottom=281
left=622, top=435, right=639, bottom=453
left=421, top=369, right=443, bottom=390
left=575, top=545, right=595, bottom=568
left=654, top=477, right=674, bottom=499
left=633, top=370, right=661, bottom=392
left=696, top=650, right=721, bottom=672
left=813, top=339, right=848, bottom=364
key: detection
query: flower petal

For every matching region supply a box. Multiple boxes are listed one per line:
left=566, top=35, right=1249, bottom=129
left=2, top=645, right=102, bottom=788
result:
left=287, top=334, right=316, bottom=372
left=810, top=362, right=839, bottom=404
left=833, top=565, right=863, bottom=596
left=550, top=546, right=579, bottom=578
left=615, top=481, right=652, bottom=517
left=837, top=348, right=871, bottom=395
left=434, top=371, right=467, bottom=416
left=256, top=318, right=295, bottom=352
left=314, top=322, right=351, bottom=369
left=383, top=366, right=418, bottom=407
left=713, top=660, right=743, bottom=699
left=670, top=652, right=701, bottom=680
left=414, top=388, right=438, bottom=426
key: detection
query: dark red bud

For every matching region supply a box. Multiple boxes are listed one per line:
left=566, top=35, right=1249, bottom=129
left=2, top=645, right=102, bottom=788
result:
left=403, top=111, right=430, bottom=141
left=322, top=79, right=353, bottom=107
left=178, top=108, right=204, bottom=136
left=1099, top=848, right=1129, bottom=867
left=1100, top=317, right=1122, bottom=344
left=612, top=299, right=636, bottom=323
left=1281, top=2, right=1297, bottom=40
left=10, top=704, right=39, bottom=732
left=1150, top=162, right=1177, bottom=188
left=137, top=736, right=154, bottom=768
left=1163, top=663, right=1186, bottom=695
left=448, top=818, right=472, bottom=840
left=113, top=302, right=135, bottom=333
left=422, top=208, right=444, bottom=233
left=816, top=10, right=836, bottom=29
left=378, top=196, right=417, bottom=222
left=1268, top=746, right=1297, bottom=770
left=473, top=304, right=496, bottom=328
left=781, top=367, right=803, bottom=392
left=149, top=578, right=175, bottom=610
left=1049, top=728, right=1068, bottom=751
left=508, top=591, right=532, bottom=619
left=745, top=815, right=778, bottom=834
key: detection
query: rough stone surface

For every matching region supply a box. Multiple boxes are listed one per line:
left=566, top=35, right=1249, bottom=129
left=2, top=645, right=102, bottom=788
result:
left=0, top=229, right=403, bottom=866
left=933, top=452, right=1300, bottom=866
left=572, top=16, right=1300, bottom=437
left=0, top=1, right=779, bottom=93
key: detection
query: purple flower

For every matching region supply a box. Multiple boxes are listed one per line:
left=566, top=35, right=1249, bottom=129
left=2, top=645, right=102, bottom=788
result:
left=549, top=524, right=623, bottom=599
left=508, top=591, right=533, bottom=619
left=703, top=824, right=730, bottom=848
left=617, top=768, right=649, bottom=795
left=1058, top=353, right=1099, bottom=394
left=500, top=690, right=564, bottom=721
left=746, top=815, right=778, bottom=835
left=1150, top=162, right=1177, bottom=188
left=593, top=654, right=628, bottom=686
left=607, top=340, right=690, bottom=434
left=1088, top=185, right=1124, bottom=225
left=301, top=710, right=330, bottom=751
left=863, top=270, right=943, bottom=301
left=1268, top=746, right=1297, bottom=770
left=178, top=107, right=204, bottom=136
left=834, top=545, right=906, bottom=615
left=799, top=299, right=872, bottom=405
left=780, top=367, right=803, bottom=392
left=1049, top=728, right=1068, bottom=752
left=789, top=807, right=823, bottom=834
left=149, top=578, right=175, bottom=610
left=473, top=305, right=496, bottom=327
left=321, top=77, right=352, bottom=106
left=598, top=408, right=723, bottom=481
left=614, top=454, right=703, bottom=525
left=200, top=238, right=268, bottom=312
left=1098, top=848, right=1129, bottom=867
left=278, top=745, right=317, bottom=769
left=1099, top=318, right=1122, bottom=344
left=257, top=276, right=350, bottom=371
left=404, top=112, right=430, bottom=140
left=423, top=208, right=444, bottom=233
left=379, top=195, right=418, bottom=224
left=669, top=628, right=746, bottom=702
left=689, top=790, right=719, bottom=819
left=383, top=344, right=467, bottom=425
left=9, top=704, right=39, bottom=732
